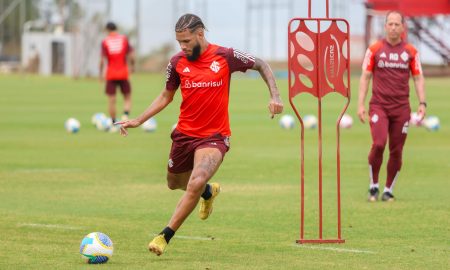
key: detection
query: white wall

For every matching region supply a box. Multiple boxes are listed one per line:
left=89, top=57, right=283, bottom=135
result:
left=22, top=32, right=74, bottom=76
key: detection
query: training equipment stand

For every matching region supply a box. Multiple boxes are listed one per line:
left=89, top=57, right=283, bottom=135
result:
left=288, top=0, right=350, bottom=244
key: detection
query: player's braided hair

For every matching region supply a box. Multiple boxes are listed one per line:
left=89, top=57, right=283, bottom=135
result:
left=175, top=14, right=206, bottom=32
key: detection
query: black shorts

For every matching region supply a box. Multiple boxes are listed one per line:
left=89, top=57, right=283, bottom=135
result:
left=167, top=129, right=230, bottom=174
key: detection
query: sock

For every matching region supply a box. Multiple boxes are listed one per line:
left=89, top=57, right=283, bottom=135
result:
left=112, top=118, right=116, bottom=124
left=201, top=184, right=212, bottom=200
left=383, top=186, right=392, bottom=194
left=160, top=226, right=175, bottom=243
left=370, top=183, right=379, bottom=190
left=124, top=111, right=129, bottom=116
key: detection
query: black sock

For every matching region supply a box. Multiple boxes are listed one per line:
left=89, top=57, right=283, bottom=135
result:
left=124, top=111, right=129, bottom=116
left=201, top=184, right=212, bottom=200
left=112, top=118, right=116, bottom=124
left=160, top=226, right=175, bottom=243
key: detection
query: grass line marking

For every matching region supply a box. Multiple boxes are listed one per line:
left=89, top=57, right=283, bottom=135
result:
left=294, top=244, right=377, bottom=254
left=151, top=234, right=217, bottom=241
left=18, top=223, right=83, bottom=230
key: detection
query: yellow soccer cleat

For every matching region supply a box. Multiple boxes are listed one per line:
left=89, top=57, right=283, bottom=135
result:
left=199, top=183, right=221, bottom=220
left=148, top=234, right=167, bottom=256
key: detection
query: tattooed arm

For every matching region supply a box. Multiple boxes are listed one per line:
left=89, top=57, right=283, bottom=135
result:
left=251, top=58, right=284, bottom=118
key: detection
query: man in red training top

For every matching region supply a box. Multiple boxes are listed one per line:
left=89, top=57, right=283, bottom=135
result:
left=99, top=22, right=135, bottom=124
left=118, top=14, right=283, bottom=255
left=358, top=11, right=426, bottom=202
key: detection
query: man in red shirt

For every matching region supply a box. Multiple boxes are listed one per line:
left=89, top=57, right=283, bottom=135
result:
left=99, top=22, right=135, bottom=125
left=358, top=11, right=426, bottom=202
left=118, top=14, right=283, bottom=255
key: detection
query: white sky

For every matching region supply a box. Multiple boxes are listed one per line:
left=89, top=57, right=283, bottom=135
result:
left=105, top=0, right=446, bottom=64
left=108, top=0, right=364, bottom=56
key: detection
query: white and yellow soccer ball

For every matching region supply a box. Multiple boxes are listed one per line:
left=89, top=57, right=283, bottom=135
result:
left=65, top=118, right=81, bottom=133
left=409, top=112, right=424, bottom=127
left=339, top=114, right=353, bottom=129
left=303, top=114, right=318, bottom=129
left=279, top=114, right=296, bottom=129
left=96, top=117, right=113, bottom=132
left=423, top=115, right=440, bottom=131
left=142, top=117, right=157, bottom=132
left=91, top=113, right=107, bottom=126
left=80, top=232, right=113, bottom=264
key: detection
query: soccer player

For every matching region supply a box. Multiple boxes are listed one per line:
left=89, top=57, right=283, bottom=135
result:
left=118, top=14, right=283, bottom=255
left=358, top=11, right=426, bottom=202
left=99, top=22, right=135, bottom=125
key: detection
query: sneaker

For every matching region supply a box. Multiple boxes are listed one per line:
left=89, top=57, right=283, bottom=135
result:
left=199, top=183, right=221, bottom=220
left=381, top=192, right=395, bottom=202
left=368, top=187, right=379, bottom=202
left=148, top=234, right=167, bottom=256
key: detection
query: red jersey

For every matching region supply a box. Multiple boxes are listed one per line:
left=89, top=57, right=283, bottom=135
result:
left=362, top=39, right=422, bottom=107
left=165, top=44, right=255, bottom=138
left=102, top=33, right=132, bottom=80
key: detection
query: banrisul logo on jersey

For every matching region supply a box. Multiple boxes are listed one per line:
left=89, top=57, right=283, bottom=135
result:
left=377, top=51, right=409, bottom=70
left=184, top=79, right=223, bottom=89
left=377, top=60, right=408, bottom=69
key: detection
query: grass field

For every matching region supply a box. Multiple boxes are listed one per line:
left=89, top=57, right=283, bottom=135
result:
left=0, top=73, right=449, bottom=269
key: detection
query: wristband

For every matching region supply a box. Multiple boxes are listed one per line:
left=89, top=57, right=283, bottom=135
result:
left=419, top=102, right=427, bottom=108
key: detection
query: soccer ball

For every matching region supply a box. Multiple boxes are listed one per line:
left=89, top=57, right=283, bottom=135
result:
left=142, top=117, right=157, bottom=132
left=91, top=112, right=107, bottom=126
left=80, top=232, right=113, bottom=264
left=96, top=117, right=113, bottom=132
left=65, top=118, right=80, bottom=133
left=423, top=115, right=440, bottom=131
left=339, top=114, right=353, bottom=129
left=303, top=114, right=318, bottom=129
left=409, top=112, right=424, bottom=127
left=279, top=114, right=296, bottom=129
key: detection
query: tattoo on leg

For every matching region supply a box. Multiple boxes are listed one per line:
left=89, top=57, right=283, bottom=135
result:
left=199, top=153, right=220, bottom=175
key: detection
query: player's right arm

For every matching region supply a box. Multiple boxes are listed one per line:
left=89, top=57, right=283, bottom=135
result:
left=358, top=70, right=372, bottom=123
left=358, top=45, right=377, bottom=123
left=118, top=57, right=180, bottom=137
left=99, top=41, right=107, bottom=81
left=99, top=57, right=105, bottom=81
left=118, top=89, right=175, bottom=137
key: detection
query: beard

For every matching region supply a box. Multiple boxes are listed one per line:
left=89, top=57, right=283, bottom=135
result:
left=187, top=43, right=201, bottom=61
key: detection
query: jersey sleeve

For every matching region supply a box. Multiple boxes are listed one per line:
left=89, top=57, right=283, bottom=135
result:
left=226, top=48, right=256, bottom=73
left=165, top=56, right=181, bottom=91
left=362, top=41, right=382, bottom=72
left=406, top=44, right=422, bottom=76
left=362, top=48, right=375, bottom=72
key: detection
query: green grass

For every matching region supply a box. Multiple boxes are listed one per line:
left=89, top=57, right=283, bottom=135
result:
left=0, top=73, right=449, bottom=269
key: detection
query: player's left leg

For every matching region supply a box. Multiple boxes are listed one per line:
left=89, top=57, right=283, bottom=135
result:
left=383, top=107, right=410, bottom=201
left=148, top=147, right=223, bottom=256
left=105, top=80, right=117, bottom=122
left=107, top=94, right=117, bottom=122
left=168, top=147, right=222, bottom=230
left=120, top=80, right=131, bottom=121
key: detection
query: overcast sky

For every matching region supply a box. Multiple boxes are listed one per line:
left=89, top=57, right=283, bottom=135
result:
left=107, top=0, right=365, bottom=58
left=102, top=0, right=446, bottom=63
